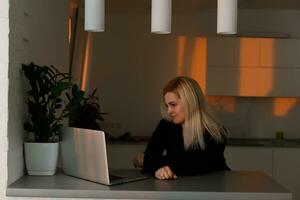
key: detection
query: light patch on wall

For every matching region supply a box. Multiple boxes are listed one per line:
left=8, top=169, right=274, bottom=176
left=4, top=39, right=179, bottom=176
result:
left=239, top=38, right=259, bottom=67
left=81, top=32, right=93, bottom=91
left=191, top=37, right=207, bottom=94
left=68, top=17, right=72, bottom=44
left=259, top=38, right=274, bottom=96
left=238, top=38, right=260, bottom=96
left=273, top=98, right=298, bottom=117
left=176, top=36, right=186, bottom=75
left=207, top=96, right=236, bottom=113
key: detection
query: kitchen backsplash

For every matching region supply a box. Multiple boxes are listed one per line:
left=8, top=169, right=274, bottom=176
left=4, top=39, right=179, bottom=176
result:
left=208, top=96, right=300, bottom=139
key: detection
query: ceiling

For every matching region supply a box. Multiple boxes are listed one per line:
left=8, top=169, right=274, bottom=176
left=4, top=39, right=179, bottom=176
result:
left=104, top=0, right=300, bottom=14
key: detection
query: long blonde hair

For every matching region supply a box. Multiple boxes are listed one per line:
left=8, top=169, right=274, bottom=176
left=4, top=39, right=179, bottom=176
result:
left=161, top=76, right=226, bottom=150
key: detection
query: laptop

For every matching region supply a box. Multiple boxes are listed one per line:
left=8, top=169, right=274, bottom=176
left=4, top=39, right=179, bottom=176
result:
left=60, top=127, right=149, bottom=185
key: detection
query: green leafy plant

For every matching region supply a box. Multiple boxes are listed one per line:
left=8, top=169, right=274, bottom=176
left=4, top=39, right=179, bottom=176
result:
left=63, top=84, right=108, bottom=130
left=23, top=63, right=72, bottom=142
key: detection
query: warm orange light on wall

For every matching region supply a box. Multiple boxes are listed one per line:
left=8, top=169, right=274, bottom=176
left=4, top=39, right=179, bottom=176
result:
left=68, top=17, right=72, bottom=44
left=191, top=37, right=207, bottom=94
left=238, top=38, right=259, bottom=96
left=176, top=36, right=186, bottom=75
left=259, top=38, right=274, bottom=96
left=273, top=98, right=298, bottom=117
left=207, top=96, right=236, bottom=113
left=176, top=37, right=207, bottom=93
left=238, top=38, right=274, bottom=96
left=239, top=38, right=259, bottom=67
left=81, top=32, right=92, bottom=91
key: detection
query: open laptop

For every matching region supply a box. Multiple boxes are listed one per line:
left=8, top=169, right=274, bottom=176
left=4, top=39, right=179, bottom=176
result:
left=60, top=127, right=148, bottom=185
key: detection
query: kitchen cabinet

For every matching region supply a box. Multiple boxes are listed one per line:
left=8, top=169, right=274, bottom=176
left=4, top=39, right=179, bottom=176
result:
left=207, top=37, right=260, bottom=67
left=224, top=146, right=273, bottom=177
left=206, top=37, right=300, bottom=97
left=259, top=38, right=300, bottom=97
left=225, top=146, right=300, bottom=200
left=206, top=67, right=260, bottom=96
left=273, top=148, right=300, bottom=200
left=260, top=39, right=300, bottom=68
left=107, top=143, right=146, bottom=169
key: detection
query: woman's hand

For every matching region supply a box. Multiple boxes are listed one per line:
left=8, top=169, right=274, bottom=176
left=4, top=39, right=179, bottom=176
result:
left=155, top=166, right=177, bottom=180
left=132, top=153, right=144, bottom=168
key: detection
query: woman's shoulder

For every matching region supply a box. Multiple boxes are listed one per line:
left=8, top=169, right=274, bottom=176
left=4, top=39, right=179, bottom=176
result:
left=204, top=128, right=227, bottom=146
left=158, top=119, right=175, bottom=126
left=151, top=119, right=181, bottom=139
left=156, top=119, right=181, bottom=131
left=159, top=118, right=171, bottom=124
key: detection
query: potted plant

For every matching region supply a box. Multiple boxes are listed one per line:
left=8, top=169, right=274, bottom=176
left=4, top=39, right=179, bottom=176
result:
left=22, top=62, right=72, bottom=175
left=60, top=84, right=108, bottom=145
left=64, top=84, right=107, bottom=130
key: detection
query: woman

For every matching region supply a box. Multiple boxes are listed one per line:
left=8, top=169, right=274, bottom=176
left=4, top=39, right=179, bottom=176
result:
left=133, top=76, right=230, bottom=180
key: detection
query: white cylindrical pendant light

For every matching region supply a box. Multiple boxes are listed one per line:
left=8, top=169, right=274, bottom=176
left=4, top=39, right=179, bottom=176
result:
left=217, top=0, right=237, bottom=34
left=151, top=0, right=172, bottom=34
left=85, top=0, right=105, bottom=32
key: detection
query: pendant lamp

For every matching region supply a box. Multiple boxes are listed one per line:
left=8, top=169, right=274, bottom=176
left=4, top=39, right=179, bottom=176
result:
left=85, top=0, right=105, bottom=32
left=217, top=0, right=237, bottom=34
left=151, top=0, right=172, bottom=34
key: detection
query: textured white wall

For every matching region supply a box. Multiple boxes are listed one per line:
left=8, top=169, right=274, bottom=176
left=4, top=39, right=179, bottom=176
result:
left=0, top=0, right=9, bottom=198
left=4, top=0, right=69, bottom=199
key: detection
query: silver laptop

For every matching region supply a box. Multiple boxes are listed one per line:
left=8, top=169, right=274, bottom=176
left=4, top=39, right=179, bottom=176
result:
left=60, top=127, right=148, bottom=185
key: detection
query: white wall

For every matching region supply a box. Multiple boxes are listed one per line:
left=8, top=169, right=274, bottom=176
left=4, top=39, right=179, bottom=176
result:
left=90, top=14, right=178, bottom=137
left=5, top=0, right=69, bottom=198
left=0, top=0, right=9, bottom=199
left=89, top=9, right=300, bottom=139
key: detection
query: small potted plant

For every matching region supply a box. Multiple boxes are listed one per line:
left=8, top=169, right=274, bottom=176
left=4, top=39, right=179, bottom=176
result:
left=22, top=62, right=72, bottom=175
left=64, top=84, right=107, bottom=130
left=60, top=84, right=108, bottom=141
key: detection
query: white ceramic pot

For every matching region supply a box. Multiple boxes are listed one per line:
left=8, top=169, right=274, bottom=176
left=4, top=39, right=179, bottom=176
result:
left=24, top=142, right=59, bottom=175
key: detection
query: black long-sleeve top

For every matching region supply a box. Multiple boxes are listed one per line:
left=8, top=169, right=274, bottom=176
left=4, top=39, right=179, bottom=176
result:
left=143, top=119, right=230, bottom=176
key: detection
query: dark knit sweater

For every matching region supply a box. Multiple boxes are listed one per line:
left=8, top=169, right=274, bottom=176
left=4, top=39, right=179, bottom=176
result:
left=143, top=119, right=230, bottom=175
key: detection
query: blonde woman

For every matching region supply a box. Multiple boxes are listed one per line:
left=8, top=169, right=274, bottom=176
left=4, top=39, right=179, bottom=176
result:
left=137, top=76, right=230, bottom=180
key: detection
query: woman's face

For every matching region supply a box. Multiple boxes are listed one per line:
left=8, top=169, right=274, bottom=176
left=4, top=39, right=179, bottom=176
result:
left=164, top=92, right=185, bottom=125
